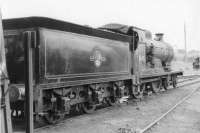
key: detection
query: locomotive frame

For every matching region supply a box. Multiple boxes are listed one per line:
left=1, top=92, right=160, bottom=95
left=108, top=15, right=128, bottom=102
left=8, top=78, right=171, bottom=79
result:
left=3, top=17, right=183, bottom=124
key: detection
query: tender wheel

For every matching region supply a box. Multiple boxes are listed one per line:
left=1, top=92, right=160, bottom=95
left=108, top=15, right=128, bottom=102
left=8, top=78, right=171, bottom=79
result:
left=107, top=96, right=117, bottom=106
left=132, top=84, right=145, bottom=99
left=44, top=111, right=65, bottom=124
left=151, top=81, right=161, bottom=93
left=82, top=102, right=96, bottom=114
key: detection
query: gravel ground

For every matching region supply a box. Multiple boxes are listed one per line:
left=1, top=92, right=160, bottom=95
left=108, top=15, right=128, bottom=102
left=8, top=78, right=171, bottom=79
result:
left=147, top=88, right=200, bottom=133
left=33, top=78, right=200, bottom=133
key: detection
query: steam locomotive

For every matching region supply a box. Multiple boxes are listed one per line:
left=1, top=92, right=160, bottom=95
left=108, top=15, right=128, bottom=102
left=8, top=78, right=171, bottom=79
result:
left=3, top=17, right=182, bottom=123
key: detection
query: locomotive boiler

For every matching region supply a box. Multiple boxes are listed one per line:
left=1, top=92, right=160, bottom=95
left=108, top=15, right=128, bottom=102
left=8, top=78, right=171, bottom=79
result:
left=100, top=23, right=182, bottom=95
left=146, top=33, right=174, bottom=70
left=2, top=17, right=182, bottom=124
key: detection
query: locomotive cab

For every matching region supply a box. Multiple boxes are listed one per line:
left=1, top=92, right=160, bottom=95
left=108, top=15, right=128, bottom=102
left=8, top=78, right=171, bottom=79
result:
left=4, top=30, right=35, bottom=116
left=5, top=34, right=25, bottom=84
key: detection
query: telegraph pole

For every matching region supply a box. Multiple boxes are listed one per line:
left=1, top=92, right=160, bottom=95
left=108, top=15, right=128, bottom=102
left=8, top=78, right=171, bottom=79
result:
left=184, top=21, right=187, bottom=61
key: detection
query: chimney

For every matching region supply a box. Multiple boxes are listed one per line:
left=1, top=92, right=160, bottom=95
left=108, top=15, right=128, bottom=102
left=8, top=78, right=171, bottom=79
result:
left=155, top=33, right=164, bottom=41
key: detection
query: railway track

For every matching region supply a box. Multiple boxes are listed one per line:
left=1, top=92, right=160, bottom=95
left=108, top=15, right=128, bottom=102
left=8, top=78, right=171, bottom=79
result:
left=138, top=82, right=200, bottom=133
left=116, top=75, right=200, bottom=133
left=178, top=74, right=200, bottom=79
left=178, top=75, right=200, bottom=86
left=13, top=74, right=200, bottom=133
left=115, top=75, right=200, bottom=133
left=178, top=74, right=200, bottom=83
left=136, top=75, right=200, bottom=133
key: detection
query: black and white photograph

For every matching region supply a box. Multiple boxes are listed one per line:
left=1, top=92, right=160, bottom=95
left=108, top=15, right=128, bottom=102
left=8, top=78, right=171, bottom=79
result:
left=0, top=0, right=200, bottom=133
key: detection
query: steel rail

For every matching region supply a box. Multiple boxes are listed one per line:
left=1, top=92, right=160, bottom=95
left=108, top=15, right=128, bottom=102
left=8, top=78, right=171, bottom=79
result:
left=178, top=74, right=200, bottom=79
left=138, top=84, right=200, bottom=133
left=179, top=78, right=197, bottom=82
left=177, top=74, right=200, bottom=83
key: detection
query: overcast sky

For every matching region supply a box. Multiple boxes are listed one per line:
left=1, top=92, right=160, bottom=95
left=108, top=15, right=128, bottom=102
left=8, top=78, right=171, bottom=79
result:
left=1, top=0, right=199, bottom=51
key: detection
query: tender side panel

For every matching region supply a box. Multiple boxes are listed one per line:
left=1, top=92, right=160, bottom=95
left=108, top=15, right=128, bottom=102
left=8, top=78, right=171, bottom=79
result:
left=39, top=28, right=130, bottom=83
